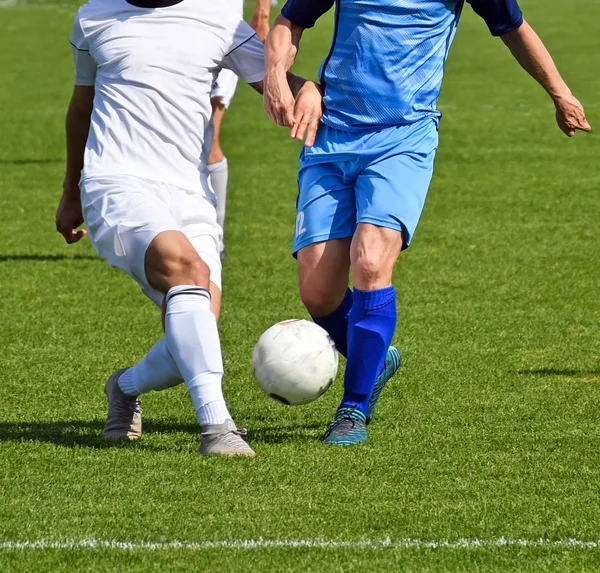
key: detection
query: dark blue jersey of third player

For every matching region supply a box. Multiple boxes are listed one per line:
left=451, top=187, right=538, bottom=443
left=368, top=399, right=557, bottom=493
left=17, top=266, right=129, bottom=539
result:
left=281, top=0, right=523, bottom=131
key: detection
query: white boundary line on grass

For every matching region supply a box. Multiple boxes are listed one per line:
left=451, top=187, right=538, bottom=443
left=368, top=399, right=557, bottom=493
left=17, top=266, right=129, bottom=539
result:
left=2, top=538, right=600, bottom=551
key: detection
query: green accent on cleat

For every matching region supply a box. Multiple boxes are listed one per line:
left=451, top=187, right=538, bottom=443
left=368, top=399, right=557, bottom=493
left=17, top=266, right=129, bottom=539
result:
left=366, top=346, right=402, bottom=425
left=323, top=406, right=368, bottom=446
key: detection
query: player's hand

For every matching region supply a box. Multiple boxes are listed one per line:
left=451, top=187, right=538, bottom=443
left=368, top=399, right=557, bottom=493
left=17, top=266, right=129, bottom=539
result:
left=554, top=93, right=592, bottom=137
left=264, top=71, right=296, bottom=128
left=290, top=81, right=323, bottom=147
left=56, top=191, right=87, bottom=244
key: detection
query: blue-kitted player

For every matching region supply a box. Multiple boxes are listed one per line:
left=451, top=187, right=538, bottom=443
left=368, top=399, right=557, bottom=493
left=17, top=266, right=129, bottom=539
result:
left=263, top=0, right=591, bottom=446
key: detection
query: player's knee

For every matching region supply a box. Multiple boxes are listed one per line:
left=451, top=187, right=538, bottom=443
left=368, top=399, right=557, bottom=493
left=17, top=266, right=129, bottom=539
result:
left=165, top=253, right=209, bottom=287
left=300, top=282, right=343, bottom=317
left=145, top=234, right=210, bottom=292
left=150, top=252, right=209, bottom=290
left=352, top=254, right=388, bottom=289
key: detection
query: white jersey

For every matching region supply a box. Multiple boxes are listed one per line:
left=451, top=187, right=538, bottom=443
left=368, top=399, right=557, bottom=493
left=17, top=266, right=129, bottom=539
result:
left=232, top=0, right=244, bottom=16
left=71, top=0, right=264, bottom=191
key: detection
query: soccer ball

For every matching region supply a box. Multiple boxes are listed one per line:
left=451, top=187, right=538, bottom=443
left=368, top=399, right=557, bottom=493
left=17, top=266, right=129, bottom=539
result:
left=253, top=319, right=338, bottom=405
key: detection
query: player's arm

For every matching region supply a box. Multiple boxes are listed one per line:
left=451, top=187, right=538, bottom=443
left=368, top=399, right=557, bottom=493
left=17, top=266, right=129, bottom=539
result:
left=468, top=0, right=591, bottom=137
left=250, top=0, right=272, bottom=42
left=58, top=87, right=94, bottom=244
left=63, top=86, right=93, bottom=202
left=223, top=24, right=323, bottom=146
left=263, top=14, right=304, bottom=128
left=56, top=18, right=96, bottom=245
left=264, top=0, right=333, bottom=128
left=500, top=22, right=591, bottom=137
left=222, top=26, right=308, bottom=98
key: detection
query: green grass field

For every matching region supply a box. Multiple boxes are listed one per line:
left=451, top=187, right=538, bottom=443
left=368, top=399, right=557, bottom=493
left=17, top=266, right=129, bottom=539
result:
left=1, top=0, right=600, bottom=571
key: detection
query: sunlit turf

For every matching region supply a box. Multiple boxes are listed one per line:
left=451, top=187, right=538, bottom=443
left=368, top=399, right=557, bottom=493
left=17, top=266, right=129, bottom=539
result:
left=0, top=0, right=599, bottom=571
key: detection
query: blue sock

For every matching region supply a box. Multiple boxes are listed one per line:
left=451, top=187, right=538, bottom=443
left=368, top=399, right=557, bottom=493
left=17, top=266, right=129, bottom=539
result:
left=341, top=286, right=397, bottom=414
left=311, top=288, right=353, bottom=358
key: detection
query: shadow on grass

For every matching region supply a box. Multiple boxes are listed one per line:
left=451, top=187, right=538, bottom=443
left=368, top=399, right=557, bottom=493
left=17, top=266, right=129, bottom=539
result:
left=0, top=420, right=323, bottom=449
left=248, top=422, right=323, bottom=445
left=0, top=159, right=62, bottom=165
left=0, top=420, right=114, bottom=449
left=0, top=419, right=197, bottom=451
left=0, top=254, right=99, bottom=263
left=516, top=368, right=600, bottom=377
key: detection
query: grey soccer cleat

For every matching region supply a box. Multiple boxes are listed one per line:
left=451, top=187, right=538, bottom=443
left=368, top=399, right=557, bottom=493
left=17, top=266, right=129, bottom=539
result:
left=103, top=368, right=142, bottom=441
left=199, top=419, right=256, bottom=457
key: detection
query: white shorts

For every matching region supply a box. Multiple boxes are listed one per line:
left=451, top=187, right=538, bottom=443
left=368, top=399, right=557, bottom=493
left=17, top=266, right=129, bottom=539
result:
left=80, top=175, right=223, bottom=307
left=210, top=68, right=239, bottom=109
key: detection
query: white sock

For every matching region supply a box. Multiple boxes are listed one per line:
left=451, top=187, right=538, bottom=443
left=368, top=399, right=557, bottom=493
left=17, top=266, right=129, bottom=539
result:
left=118, top=338, right=182, bottom=396
left=164, top=285, right=231, bottom=426
left=198, top=401, right=232, bottom=428
left=208, top=158, right=228, bottom=231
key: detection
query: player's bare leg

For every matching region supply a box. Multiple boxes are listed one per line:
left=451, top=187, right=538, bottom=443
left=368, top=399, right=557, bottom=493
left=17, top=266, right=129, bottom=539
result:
left=208, top=98, right=229, bottom=258
left=297, top=239, right=366, bottom=443
left=298, top=226, right=403, bottom=445
left=298, top=237, right=352, bottom=319
left=208, top=99, right=226, bottom=166
left=105, top=231, right=254, bottom=456
left=103, top=230, right=207, bottom=442
left=350, top=224, right=403, bottom=424
left=350, top=224, right=402, bottom=291
left=145, top=231, right=254, bottom=455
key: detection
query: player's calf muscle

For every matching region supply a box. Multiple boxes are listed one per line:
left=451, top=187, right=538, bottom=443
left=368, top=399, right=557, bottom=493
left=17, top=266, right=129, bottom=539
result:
left=145, top=231, right=210, bottom=293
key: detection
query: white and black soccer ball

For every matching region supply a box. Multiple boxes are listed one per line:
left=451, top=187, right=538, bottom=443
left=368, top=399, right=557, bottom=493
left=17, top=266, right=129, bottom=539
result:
left=253, top=319, right=338, bottom=405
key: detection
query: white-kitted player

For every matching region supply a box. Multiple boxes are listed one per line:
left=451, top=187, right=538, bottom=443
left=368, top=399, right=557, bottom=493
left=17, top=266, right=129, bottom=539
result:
left=55, top=0, right=314, bottom=457
left=206, top=0, right=272, bottom=258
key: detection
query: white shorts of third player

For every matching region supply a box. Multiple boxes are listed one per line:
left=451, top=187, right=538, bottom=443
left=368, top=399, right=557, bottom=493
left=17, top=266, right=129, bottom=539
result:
left=210, top=68, right=239, bottom=109
left=80, top=175, right=223, bottom=307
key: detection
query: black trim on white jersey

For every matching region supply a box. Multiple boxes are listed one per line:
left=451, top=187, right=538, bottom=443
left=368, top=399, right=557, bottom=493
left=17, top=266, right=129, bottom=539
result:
left=224, top=33, right=259, bottom=58
left=126, top=0, right=185, bottom=8
left=70, top=41, right=89, bottom=52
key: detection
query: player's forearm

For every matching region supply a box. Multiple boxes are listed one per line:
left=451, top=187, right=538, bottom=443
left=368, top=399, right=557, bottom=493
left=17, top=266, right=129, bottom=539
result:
left=502, top=20, right=571, bottom=103
left=265, top=15, right=302, bottom=81
left=63, top=100, right=91, bottom=198
left=252, top=0, right=271, bottom=23
left=263, top=16, right=311, bottom=127
left=250, top=0, right=271, bottom=42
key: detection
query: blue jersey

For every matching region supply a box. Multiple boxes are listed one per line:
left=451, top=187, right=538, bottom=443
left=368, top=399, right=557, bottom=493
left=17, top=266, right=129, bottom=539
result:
left=281, top=0, right=523, bottom=131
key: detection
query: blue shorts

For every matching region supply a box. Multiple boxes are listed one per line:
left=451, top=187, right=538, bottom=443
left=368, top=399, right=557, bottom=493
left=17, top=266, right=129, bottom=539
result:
left=293, top=118, right=438, bottom=255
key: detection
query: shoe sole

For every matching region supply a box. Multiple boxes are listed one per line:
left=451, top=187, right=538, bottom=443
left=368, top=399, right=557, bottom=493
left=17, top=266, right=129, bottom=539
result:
left=199, top=450, right=256, bottom=457
left=324, top=437, right=367, bottom=446
left=103, top=432, right=140, bottom=442
left=366, top=347, right=402, bottom=425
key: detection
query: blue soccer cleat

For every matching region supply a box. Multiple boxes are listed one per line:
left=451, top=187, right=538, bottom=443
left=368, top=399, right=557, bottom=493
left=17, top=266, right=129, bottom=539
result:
left=366, top=346, right=402, bottom=425
left=323, top=406, right=368, bottom=446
